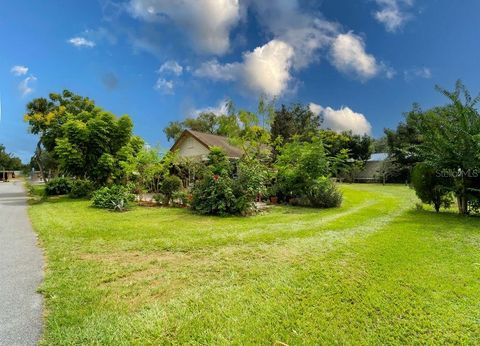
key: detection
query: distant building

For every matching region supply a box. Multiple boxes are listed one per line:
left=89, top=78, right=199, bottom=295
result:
left=355, top=153, right=389, bottom=183
left=170, top=130, right=243, bottom=160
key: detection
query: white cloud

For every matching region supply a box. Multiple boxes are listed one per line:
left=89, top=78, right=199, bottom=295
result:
left=404, top=67, right=432, bottom=80
left=158, top=60, right=183, bottom=76
left=11, top=65, right=29, bottom=76
left=154, top=78, right=174, bottom=94
left=310, top=102, right=372, bottom=135
left=128, top=0, right=241, bottom=55
left=68, top=37, right=96, bottom=48
left=194, top=59, right=239, bottom=81
left=249, top=1, right=339, bottom=70
left=194, top=99, right=230, bottom=116
left=18, top=75, right=37, bottom=97
left=373, top=0, right=413, bottom=32
left=242, top=40, right=294, bottom=96
left=194, top=39, right=294, bottom=97
left=330, top=32, right=382, bottom=80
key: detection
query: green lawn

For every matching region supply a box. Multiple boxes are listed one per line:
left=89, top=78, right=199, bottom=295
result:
left=29, top=184, right=480, bottom=345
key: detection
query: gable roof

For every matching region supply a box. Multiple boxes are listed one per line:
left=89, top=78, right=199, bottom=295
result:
left=170, top=129, right=244, bottom=158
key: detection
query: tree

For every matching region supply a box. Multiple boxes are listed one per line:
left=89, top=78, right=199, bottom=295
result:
left=275, top=136, right=331, bottom=198
left=384, top=104, right=424, bottom=182
left=24, top=90, right=143, bottom=185
left=414, top=81, right=480, bottom=214
left=411, top=163, right=453, bottom=212
left=0, top=144, right=23, bottom=170
left=271, top=103, right=322, bottom=144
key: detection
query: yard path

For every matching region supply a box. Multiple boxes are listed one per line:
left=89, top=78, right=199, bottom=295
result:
left=0, top=182, right=43, bottom=346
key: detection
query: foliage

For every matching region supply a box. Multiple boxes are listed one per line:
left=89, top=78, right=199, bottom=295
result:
left=159, top=175, right=183, bottom=205
left=411, top=163, right=452, bottom=212
left=271, top=103, right=321, bottom=144
left=320, top=129, right=372, bottom=162
left=24, top=90, right=143, bottom=185
left=91, top=185, right=135, bottom=211
left=275, top=136, right=330, bottom=198
left=412, top=81, right=480, bottom=214
left=305, top=177, right=343, bottom=208
left=69, top=179, right=95, bottom=199
left=122, top=147, right=175, bottom=195
left=45, top=177, right=72, bottom=196
left=0, top=144, right=23, bottom=170
left=191, top=148, right=267, bottom=215
left=191, top=173, right=238, bottom=216
left=384, top=104, right=424, bottom=181
left=274, top=136, right=343, bottom=207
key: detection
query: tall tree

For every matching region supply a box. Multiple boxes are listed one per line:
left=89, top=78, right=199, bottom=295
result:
left=271, top=103, right=322, bottom=144
left=414, top=81, right=480, bottom=214
left=25, top=90, right=143, bottom=185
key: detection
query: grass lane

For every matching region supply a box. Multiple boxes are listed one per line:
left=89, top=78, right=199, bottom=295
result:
left=29, top=184, right=480, bottom=345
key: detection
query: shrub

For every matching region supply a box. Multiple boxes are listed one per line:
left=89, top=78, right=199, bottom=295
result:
left=159, top=175, right=182, bottom=205
left=172, top=190, right=190, bottom=207
left=305, top=177, right=343, bottom=208
left=190, top=149, right=268, bottom=216
left=191, top=174, right=238, bottom=215
left=69, top=179, right=95, bottom=199
left=91, top=185, right=135, bottom=211
left=45, top=177, right=72, bottom=196
left=411, top=163, right=452, bottom=212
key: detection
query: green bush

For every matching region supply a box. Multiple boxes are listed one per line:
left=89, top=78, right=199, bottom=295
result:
left=411, top=163, right=452, bottom=212
left=91, top=185, right=135, bottom=211
left=69, top=179, right=95, bottom=199
left=191, top=174, right=238, bottom=215
left=305, top=177, right=343, bottom=208
left=190, top=149, right=268, bottom=216
left=172, top=190, right=190, bottom=207
left=45, top=177, right=72, bottom=196
left=159, top=175, right=182, bottom=205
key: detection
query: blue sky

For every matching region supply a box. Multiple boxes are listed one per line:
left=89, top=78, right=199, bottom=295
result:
left=1, top=0, right=480, bottom=162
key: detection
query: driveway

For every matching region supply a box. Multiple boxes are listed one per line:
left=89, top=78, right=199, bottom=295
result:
left=0, top=182, right=43, bottom=346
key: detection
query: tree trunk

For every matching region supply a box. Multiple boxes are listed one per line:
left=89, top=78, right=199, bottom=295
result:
left=35, top=140, right=48, bottom=183
left=457, top=195, right=468, bottom=215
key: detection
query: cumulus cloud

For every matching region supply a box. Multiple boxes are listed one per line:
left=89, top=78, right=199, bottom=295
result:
left=128, top=0, right=241, bottom=55
left=373, top=0, right=414, bottom=32
left=194, top=39, right=294, bottom=97
left=194, top=99, right=230, bottom=116
left=19, top=75, right=37, bottom=97
left=249, top=1, right=339, bottom=70
left=68, top=37, right=96, bottom=48
left=310, top=102, right=372, bottom=135
left=404, top=67, right=432, bottom=81
left=154, top=78, right=174, bottom=94
left=330, top=32, right=385, bottom=80
left=11, top=65, right=29, bottom=76
left=158, top=60, right=183, bottom=76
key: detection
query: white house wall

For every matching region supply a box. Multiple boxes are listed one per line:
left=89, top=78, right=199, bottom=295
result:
left=176, top=136, right=210, bottom=158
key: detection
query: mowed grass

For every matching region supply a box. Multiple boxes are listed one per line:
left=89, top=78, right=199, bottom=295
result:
left=29, top=184, right=480, bottom=345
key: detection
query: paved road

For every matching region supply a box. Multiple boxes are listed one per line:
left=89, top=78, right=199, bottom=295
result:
left=0, top=182, right=43, bottom=346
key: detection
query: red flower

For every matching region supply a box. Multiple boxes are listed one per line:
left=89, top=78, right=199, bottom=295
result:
left=213, top=174, right=219, bottom=181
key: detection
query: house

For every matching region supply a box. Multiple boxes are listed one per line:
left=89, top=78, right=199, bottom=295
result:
left=170, top=130, right=243, bottom=160
left=354, top=153, right=389, bottom=183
